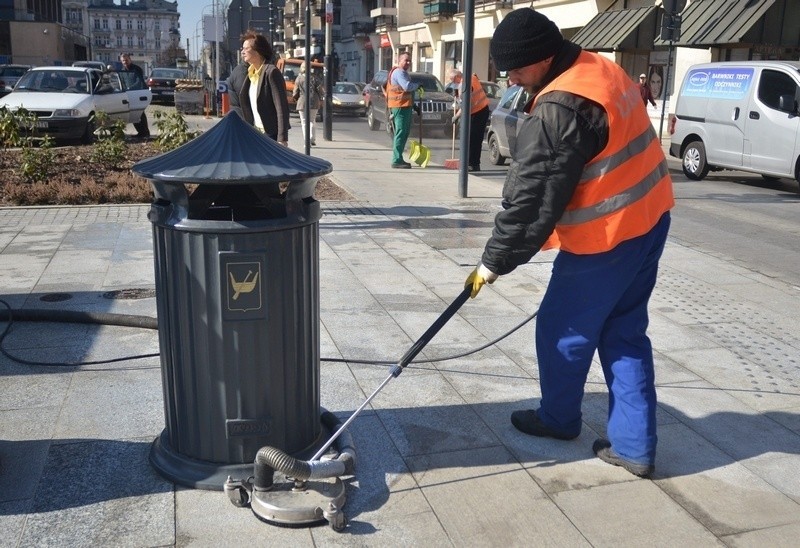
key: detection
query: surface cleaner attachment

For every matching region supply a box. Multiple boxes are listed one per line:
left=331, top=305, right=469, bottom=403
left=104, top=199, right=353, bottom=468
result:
left=225, top=286, right=472, bottom=531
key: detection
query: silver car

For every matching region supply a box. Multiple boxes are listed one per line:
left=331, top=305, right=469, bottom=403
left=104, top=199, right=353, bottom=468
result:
left=485, top=85, right=531, bottom=166
left=0, top=64, right=32, bottom=97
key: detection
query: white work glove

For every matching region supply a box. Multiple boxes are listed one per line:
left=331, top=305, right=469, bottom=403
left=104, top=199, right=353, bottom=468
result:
left=464, top=263, right=498, bottom=298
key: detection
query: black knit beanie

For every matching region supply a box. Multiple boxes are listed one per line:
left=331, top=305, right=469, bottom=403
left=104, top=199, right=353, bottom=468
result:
left=491, top=8, right=565, bottom=72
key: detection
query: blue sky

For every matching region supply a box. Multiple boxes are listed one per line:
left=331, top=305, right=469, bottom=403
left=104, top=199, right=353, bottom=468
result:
left=177, top=0, right=213, bottom=61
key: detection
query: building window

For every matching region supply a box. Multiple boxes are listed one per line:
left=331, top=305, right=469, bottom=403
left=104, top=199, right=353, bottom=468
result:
left=138, top=37, right=144, bottom=48
left=94, top=19, right=100, bottom=29
left=128, top=36, right=133, bottom=47
left=155, top=39, right=161, bottom=50
left=117, top=36, right=122, bottom=47
left=102, top=19, right=108, bottom=30
left=155, top=21, right=161, bottom=31
left=127, top=20, right=133, bottom=30
left=137, top=20, right=144, bottom=30
left=116, top=20, right=122, bottom=30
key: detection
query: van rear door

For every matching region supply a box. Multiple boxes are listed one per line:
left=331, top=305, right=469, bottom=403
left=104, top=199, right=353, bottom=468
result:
left=745, top=68, right=800, bottom=177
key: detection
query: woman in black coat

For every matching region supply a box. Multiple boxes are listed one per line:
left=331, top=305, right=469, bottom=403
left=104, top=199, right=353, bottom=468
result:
left=237, top=31, right=290, bottom=144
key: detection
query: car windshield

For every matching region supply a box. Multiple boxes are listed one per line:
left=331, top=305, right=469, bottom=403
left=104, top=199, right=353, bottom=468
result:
left=14, top=70, right=91, bottom=94
left=152, top=69, right=185, bottom=79
left=334, top=83, right=359, bottom=94
left=411, top=74, right=444, bottom=93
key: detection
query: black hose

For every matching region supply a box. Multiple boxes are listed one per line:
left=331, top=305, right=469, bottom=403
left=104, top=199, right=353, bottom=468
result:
left=0, top=308, right=158, bottom=329
left=0, top=299, right=537, bottom=369
left=253, top=410, right=356, bottom=487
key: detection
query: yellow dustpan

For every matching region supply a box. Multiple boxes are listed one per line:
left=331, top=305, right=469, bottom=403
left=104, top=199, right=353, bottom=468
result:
left=409, top=99, right=430, bottom=168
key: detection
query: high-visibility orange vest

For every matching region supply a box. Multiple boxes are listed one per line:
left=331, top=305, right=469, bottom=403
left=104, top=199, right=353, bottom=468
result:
left=538, top=51, right=674, bottom=254
left=385, top=67, right=413, bottom=108
left=467, top=74, right=489, bottom=114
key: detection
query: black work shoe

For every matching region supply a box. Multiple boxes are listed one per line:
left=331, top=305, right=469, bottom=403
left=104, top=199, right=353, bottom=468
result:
left=391, top=162, right=411, bottom=169
left=468, top=165, right=480, bottom=172
left=510, top=409, right=578, bottom=440
left=592, top=439, right=654, bottom=478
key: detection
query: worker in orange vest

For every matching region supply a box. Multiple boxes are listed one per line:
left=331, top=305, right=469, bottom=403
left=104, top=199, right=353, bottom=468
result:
left=385, top=52, right=420, bottom=168
left=466, top=8, right=674, bottom=478
left=448, top=69, right=490, bottom=172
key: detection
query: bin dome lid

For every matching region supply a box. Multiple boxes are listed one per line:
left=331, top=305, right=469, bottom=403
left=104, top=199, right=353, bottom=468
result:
left=131, top=111, right=332, bottom=184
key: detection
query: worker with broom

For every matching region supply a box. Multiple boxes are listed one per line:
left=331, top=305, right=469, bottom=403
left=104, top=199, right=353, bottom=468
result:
left=465, top=8, right=673, bottom=478
left=448, top=69, right=490, bottom=172
left=386, top=52, right=420, bottom=169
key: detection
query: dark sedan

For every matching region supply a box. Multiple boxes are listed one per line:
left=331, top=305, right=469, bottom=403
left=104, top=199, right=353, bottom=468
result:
left=146, top=68, right=186, bottom=104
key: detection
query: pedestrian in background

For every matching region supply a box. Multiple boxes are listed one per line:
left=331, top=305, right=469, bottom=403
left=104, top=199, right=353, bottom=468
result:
left=237, top=30, right=290, bottom=145
left=448, top=69, right=491, bottom=172
left=385, top=52, right=419, bottom=168
left=119, top=52, right=150, bottom=138
left=226, top=61, right=248, bottom=118
left=465, top=8, right=674, bottom=478
left=293, top=63, right=323, bottom=146
left=639, top=73, right=657, bottom=107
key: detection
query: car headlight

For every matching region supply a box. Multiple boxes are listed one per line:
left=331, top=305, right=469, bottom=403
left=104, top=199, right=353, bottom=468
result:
left=332, top=98, right=341, bottom=105
left=358, top=99, right=365, bottom=105
left=53, top=109, right=83, bottom=117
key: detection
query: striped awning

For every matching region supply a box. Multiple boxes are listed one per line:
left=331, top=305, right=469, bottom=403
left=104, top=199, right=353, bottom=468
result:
left=571, top=6, right=656, bottom=51
left=654, top=0, right=777, bottom=46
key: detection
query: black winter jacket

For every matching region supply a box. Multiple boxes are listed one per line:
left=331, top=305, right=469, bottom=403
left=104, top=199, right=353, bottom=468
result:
left=481, top=42, right=611, bottom=276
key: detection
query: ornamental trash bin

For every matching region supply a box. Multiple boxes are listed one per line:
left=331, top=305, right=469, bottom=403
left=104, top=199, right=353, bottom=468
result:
left=132, top=111, right=332, bottom=490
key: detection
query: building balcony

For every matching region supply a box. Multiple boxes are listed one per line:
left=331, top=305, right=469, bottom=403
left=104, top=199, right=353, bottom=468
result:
left=370, top=6, right=397, bottom=18
left=475, top=0, right=512, bottom=11
left=420, top=1, right=458, bottom=22
left=351, top=21, right=375, bottom=37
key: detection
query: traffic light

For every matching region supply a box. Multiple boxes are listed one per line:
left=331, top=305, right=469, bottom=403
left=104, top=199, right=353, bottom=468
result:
left=661, top=12, right=682, bottom=41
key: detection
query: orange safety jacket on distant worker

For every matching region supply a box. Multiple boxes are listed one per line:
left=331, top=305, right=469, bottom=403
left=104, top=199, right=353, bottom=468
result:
left=539, top=51, right=674, bottom=254
left=466, top=73, right=489, bottom=114
left=385, top=67, right=413, bottom=108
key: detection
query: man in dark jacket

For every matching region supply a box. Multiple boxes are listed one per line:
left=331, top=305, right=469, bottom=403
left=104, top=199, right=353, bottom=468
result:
left=119, top=53, right=150, bottom=138
left=465, top=8, right=673, bottom=478
left=226, top=62, right=248, bottom=118
left=639, top=73, right=657, bottom=107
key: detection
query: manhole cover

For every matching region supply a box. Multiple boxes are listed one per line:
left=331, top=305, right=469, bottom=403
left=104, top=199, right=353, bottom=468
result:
left=102, top=288, right=157, bottom=300
left=40, top=293, right=73, bottom=302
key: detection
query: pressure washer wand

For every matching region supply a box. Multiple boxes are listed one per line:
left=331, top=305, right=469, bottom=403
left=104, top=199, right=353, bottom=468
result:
left=311, top=285, right=472, bottom=461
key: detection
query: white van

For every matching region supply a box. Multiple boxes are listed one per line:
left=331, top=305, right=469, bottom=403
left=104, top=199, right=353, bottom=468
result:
left=669, top=61, right=800, bottom=185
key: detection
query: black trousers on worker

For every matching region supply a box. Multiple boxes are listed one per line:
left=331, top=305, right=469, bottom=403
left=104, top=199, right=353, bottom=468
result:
left=468, top=106, right=491, bottom=170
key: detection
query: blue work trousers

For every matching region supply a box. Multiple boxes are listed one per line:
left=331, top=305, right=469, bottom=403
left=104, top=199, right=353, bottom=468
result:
left=536, top=212, right=671, bottom=465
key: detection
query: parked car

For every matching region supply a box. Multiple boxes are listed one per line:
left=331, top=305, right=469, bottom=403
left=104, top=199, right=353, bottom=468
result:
left=0, top=64, right=32, bottom=98
left=146, top=67, right=186, bottom=104
left=445, top=79, right=503, bottom=111
left=485, top=85, right=531, bottom=165
left=0, top=66, right=152, bottom=143
left=365, top=70, right=454, bottom=136
left=331, top=82, right=366, bottom=116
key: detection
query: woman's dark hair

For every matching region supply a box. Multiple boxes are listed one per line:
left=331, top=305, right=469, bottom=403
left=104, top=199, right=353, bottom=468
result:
left=241, top=30, right=273, bottom=63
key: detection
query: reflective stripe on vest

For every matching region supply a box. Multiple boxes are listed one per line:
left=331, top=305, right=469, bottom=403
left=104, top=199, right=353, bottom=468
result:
left=386, top=67, right=412, bottom=108
left=468, top=74, right=489, bottom=114
left=538, top=52, right=674, bottom=254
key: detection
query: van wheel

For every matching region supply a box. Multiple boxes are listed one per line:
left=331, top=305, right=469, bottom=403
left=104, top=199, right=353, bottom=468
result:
left=367, top=106, right=380, bottom=131
left=488, top=134, right=506, bottom=166
left=682, top=140, right=709, bottom=180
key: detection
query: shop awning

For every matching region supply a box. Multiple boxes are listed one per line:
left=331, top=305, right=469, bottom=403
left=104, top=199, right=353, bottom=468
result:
left=571, top=6, right=656, bottom=51
left=654, top=0, right=776, bottom=46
